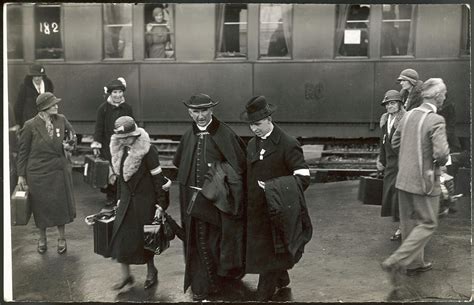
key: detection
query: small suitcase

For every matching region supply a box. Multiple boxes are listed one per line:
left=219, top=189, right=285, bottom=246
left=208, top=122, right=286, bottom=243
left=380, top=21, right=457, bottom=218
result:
left=84, top=155, right=109, bottom=189
left=93, top=216, right=115, bottom=257
left=11, top=185, right=32, bottom=225
left=358, top=176, right=383, bottom=205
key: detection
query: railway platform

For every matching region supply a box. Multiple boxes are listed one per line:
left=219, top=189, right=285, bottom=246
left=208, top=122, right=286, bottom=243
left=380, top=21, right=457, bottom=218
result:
left=7, top=170, right=471, bottom=302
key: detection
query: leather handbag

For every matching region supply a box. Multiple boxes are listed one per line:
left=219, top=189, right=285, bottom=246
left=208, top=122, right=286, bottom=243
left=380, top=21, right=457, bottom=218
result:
left=143, top=213, right=176, bottom=255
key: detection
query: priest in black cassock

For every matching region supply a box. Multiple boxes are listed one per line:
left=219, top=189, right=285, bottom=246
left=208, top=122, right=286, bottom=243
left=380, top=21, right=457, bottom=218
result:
left=173, top=93, right=246, bottom=301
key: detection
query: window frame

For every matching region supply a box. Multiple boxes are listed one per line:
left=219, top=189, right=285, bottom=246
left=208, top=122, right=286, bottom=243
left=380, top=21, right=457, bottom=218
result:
left=101, top=3, right=134, bottom=61
left=143, top=3, right=176, bottom=61
left=460, top=4, right=470, bottom=57
left=257, top=3, right=294, bottom=60
left=6, top=3, right=25, bottom=61
left=215, top=3, right=249, bottom=60
left=34, top=3, right=65, bottom=61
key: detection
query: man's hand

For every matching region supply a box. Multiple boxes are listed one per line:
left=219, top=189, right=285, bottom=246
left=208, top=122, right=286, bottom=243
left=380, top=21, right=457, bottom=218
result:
left=17, top=176, right=28, bottom=191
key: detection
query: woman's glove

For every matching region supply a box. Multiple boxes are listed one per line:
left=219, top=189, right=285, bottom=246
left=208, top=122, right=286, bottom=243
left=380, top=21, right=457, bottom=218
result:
left=17, top=176, right=28, bottom=191
left=154, top=204, right=164, bottom=220
left=376, top=159, right=385, bottom=171
left=91, top=141, right=102, bottom=157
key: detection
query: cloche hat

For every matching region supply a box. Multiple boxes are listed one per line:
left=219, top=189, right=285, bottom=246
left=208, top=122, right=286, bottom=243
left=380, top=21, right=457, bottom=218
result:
left=36, top=92, right=61, bottom=111
left=381, top=90, right=402, bottom=105
left=28, top=64, right=46, bottom=76
left=183, top=93, right=219, bottom=109
left=240, top=96, right=277, bottom=123
left=113, top=116, right=141, bottom=138
left=397, top=69, right=419, bottom=86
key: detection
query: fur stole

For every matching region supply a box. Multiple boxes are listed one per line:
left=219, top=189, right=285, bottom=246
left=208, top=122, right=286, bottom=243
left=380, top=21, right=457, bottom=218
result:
left=379, top=108, right=406, bottom=130
left=107, top=95, right=125, bottom=107
left=110, top=128, right=151, bottom=182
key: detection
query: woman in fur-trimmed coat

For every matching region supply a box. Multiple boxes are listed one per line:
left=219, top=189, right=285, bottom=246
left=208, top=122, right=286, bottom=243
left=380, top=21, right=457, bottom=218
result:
left=376, top=90, right=406, bottom=241
left=108, top=116, right=171, bottom=291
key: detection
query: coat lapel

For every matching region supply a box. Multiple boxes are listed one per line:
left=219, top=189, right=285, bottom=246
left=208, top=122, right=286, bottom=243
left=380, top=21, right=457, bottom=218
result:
left=33, top=116, right=60, bottom=154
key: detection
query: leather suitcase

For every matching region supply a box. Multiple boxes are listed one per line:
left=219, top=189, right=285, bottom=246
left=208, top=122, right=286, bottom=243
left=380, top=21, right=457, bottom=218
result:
left=358, top=176, right=383, bottom=205
left=93, top=217, right=115, bottom=257
left=11, top=186, right=32, bottom=225
left=84, top=155, right=109, bottom=189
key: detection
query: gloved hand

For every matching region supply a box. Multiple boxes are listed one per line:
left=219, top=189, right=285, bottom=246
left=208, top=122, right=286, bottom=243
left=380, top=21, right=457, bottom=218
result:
left=93, top=148, right=100, bottom=157
left=17, top=176, right=28, bottom=191
left=376, top=159, right=385, bottom=171
left=154, top=205, right=164, bottom=220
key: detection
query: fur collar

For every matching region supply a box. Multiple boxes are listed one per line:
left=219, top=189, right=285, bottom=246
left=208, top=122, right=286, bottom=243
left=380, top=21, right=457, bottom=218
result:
left=380, top=108, right=406, bottom=129
left=110, top=128, right=151, bottom=182
left=107, top=95, right=125, bottom=107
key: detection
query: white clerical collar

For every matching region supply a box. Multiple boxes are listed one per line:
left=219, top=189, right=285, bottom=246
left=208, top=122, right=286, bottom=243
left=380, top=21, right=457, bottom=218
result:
left=260, top=124, right=274, bottom=140
left=197, top=118, right=212, bottom=131
left=426, top=103, right=437, bottom=113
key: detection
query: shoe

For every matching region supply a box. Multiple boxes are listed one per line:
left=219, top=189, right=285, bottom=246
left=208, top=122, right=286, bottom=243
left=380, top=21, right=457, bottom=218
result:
left=144, top=269, right=158, bottom=289
left=112, top=276, right=134, bottom=290
left=57, top=238, right=67, bottom=254
left=193, top=293, right=209, bottom=301
left=438, top=208, right=449, bottom=217
left=37, top=239, right=47, bottom=254
left=276, top=271, right=290, bottom=289
left=381, top=261, right=404, bottom=288
left=390, top=229, right=402, bottom=241
left=406, top=262, right=432, bottom=276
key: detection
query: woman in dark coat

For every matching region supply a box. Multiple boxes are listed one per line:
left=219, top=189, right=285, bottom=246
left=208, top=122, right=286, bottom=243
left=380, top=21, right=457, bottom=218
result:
left=108, top=116, right=170, bottom=291
left=14, top=64, right=54, bottom=128
left=17, top=92, right=76, bottom=254
left=376, top=90, right=406, bottom=241
left=91, top=77, right=134, bottom=206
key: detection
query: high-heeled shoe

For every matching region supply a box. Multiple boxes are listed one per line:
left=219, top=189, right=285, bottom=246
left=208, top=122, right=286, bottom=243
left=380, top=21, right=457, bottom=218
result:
left=112, top=276, right=134, bottom=290
left=390, top=229, right=401, bottom=241
left=37, top=239, right=47, bottom=254
left=144, top=268, right=158, bottom=289
left=57, top=238, right=67, bottom=254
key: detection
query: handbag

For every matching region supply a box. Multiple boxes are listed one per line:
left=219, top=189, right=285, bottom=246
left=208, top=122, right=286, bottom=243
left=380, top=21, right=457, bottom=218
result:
left=143, top=213, right=176, bottom=255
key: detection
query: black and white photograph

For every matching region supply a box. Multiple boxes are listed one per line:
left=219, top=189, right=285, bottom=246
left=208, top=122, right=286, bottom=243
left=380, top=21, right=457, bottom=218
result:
left=3, top=2, right=472, bottom=303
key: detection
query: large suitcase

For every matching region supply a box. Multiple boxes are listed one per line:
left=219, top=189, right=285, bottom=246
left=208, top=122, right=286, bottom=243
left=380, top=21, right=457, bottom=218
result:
left=93, top=217, right=115, bottom=257
left=11, top=185, right=32, bottom=225
left=358, top=176, right=383, bottom=205
left=84, top=155, right=109, bottom=189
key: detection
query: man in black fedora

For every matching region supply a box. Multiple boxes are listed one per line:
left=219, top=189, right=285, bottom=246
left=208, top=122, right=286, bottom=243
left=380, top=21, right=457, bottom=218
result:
left=173, top=93, right=246, bottom=301
left=14, top=64, right=55, bottom=128
left=241, top=96, right=312, bottom=301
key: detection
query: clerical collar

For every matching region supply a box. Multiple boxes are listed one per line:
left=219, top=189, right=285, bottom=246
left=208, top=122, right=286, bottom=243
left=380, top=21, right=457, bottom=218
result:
left=197, top=118, right=212, bottom=131
left=260, top=124, right=274, bottom=140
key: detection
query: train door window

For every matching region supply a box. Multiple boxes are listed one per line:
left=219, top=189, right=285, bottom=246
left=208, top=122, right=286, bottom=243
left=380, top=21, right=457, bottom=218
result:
left=381, top=5, right=415, bottom=57
left=461, top=4, right=470, bottom=56
left=103, top=3, right=133, bottom=60
left=144, top=4, right=175, bottom=59
left=216, top=4, right=248, bottom=58
left=7, top=4, right=24, bottom=60
left=259, top=4, right=292, bottom=58
left=35, top=5, right=63, bottom=59
left=335, top=4, right=370, bottom=57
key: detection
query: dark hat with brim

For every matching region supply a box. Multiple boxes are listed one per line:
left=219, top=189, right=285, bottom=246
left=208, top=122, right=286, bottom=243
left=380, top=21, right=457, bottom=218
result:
left=29, top=64, right=46, bottom=76
left=113, top=116, right=141, bottom=138
left=183, top=93, right=219, bottom=109
left=240, top=95, right=277, bottom=123
left=381, top=89, right=403, bottom=105
left=36, top=92, right=61, bottom=111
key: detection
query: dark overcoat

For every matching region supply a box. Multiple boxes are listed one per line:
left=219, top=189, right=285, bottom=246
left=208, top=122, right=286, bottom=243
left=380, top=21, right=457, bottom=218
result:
left=17, top=114, right=76, bottom=229
left=109, top=130, right=168, bottom=265
left=93, top=101, right=134, bottom=161
left=245, top=124, right=310, bottom=274
left=401, top=80, right=424, bottom=111
left=379, top=111, right=405, bottom=219
left=173, top=117, right=246, bottom=292
left=14, top=75, right=54, bottom=127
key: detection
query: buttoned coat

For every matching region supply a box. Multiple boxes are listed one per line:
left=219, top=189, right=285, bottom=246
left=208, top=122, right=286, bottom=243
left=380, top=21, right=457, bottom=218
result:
left=392, top=103, right=450, bottom=196
left=17, top=114, right=76, bottom=229
left=245, top=124, right=310, bottom=273
left=14, top=75, right=54, bottom=127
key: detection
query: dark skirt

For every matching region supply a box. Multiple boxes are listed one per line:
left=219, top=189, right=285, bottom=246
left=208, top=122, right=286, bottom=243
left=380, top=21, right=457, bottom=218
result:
left=381, top=170, right=400, bottom=221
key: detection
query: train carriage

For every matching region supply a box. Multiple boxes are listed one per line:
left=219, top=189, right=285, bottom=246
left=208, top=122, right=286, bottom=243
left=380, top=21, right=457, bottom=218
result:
left=6, top=3, right=471, bottom=174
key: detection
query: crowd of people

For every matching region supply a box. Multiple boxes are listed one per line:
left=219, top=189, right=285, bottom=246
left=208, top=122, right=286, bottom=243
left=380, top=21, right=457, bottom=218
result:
left=10, top=63, right=465, bottom=301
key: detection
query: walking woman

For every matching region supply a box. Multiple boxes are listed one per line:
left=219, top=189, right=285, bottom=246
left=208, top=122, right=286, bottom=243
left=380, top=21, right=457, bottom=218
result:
left=376, top=90, right=406, bottom=241
left=17, top=92, right=76, bottom=254
left=108, top=116, right=170, bottom=290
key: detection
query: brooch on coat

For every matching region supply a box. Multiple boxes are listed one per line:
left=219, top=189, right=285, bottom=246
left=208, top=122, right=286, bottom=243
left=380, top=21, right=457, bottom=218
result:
left=259, top=149, right=266, bottom=160
left=56, top=128, right=60, bottom=138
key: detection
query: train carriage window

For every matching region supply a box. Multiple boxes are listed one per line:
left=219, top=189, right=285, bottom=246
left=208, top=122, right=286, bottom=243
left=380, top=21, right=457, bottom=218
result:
left=216, top=4, right=248, bottom=58
left=7, top=4, right=24, bottom=60
left=381, top=5, right=415, bottom=57
left=335, top=5, right=370, bottom=57
left=144, top=4, right=175, bottom=59
left=103, top=4, right=133, bottom=60
left=461, top=4, right=470, bottom=56
left=259, top=4, right=292, bottom=58
left=35, top=5, right=63, bottom=59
